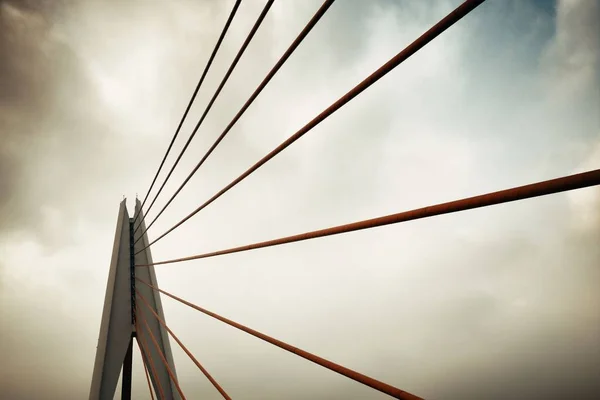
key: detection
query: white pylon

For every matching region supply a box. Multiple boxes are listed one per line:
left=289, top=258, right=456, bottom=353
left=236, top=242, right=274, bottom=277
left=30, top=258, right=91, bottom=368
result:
left=89, top=199, right=179, bottom=400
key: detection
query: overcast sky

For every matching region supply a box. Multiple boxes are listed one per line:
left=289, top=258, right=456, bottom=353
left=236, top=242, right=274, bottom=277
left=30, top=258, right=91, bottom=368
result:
left=1, top=0, right=599, bottom=399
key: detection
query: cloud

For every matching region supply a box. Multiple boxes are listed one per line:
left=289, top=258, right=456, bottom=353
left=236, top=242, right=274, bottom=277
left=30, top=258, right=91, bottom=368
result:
left=0, top=0, right=599, bottom=399
left=0, top=0, right=119, bottom=247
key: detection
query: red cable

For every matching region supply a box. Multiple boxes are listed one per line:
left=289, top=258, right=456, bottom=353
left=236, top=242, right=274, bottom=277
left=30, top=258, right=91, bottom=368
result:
left=134, top=0, right=336, bottom=245
left=136, top=289, right=232, bottom=400
left=136, top=339, right=157, bottom=400
left=137, top=0, right=487, bottom=252
left=137, top=169, right=600, bottom=267
left=136, top=278, right=423, bottom=400
left=134, top=0, right=242, bottom=224
left=135, top=0, right=275, bottom=237
left=136, top=319, right=166, bottom=399
left=137, top=306, right=187, bottom=400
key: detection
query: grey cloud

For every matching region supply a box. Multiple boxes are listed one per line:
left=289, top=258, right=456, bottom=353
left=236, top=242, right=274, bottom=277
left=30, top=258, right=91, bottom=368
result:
left=0, top=0, right=118, bottom=246
left=1, top=0, right=599, bottom=399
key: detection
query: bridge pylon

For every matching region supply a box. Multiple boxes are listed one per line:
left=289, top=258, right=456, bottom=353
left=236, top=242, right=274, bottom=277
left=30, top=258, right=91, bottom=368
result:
left=89, top=199, right=179, bottom=400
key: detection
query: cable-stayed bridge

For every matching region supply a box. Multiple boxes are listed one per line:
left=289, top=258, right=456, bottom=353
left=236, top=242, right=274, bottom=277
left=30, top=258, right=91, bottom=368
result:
left=88, top=1, right=600, bottom=398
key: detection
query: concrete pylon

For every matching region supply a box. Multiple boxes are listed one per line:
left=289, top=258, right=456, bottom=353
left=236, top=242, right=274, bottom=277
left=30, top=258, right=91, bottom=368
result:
left=89, top=199, right=179, bottom=400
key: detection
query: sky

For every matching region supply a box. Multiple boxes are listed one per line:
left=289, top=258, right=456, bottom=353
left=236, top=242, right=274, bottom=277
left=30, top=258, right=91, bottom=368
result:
left=0, top=0, right=599, bottom=399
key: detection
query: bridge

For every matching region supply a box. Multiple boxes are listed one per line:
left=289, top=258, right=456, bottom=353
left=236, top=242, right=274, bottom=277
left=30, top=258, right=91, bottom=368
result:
left=88, top=0, right=600, bottom=399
